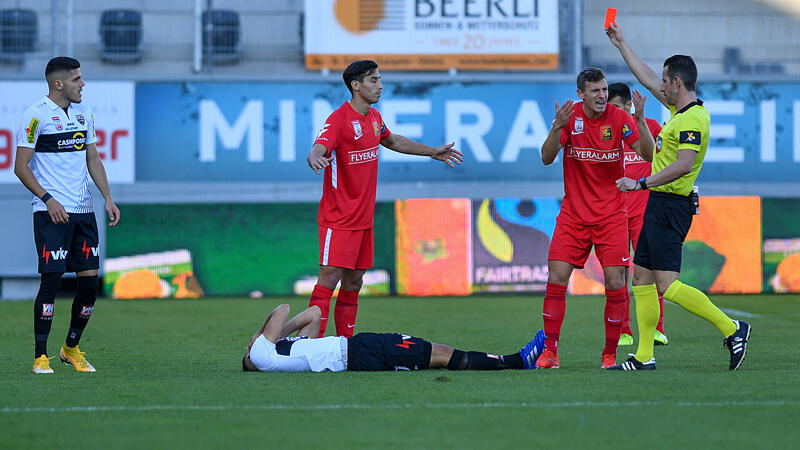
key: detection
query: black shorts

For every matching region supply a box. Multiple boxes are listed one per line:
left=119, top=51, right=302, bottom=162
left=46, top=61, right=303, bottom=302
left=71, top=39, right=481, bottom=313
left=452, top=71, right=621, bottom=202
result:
left=634, top=191, right=693, bottom=273
left=346, top=332, right=432, bottom=372
left=34, top=211, right=99, bottom=274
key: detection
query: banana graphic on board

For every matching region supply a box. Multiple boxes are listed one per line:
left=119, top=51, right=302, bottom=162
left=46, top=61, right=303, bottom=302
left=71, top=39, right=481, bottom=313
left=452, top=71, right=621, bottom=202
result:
left=477, top=199, right=513, bottom=262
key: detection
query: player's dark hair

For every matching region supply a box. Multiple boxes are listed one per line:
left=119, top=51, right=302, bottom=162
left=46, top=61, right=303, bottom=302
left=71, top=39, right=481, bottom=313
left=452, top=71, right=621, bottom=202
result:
left=45, top=56, right=81, bottom=80
left=242, top=355, right=251, bottom=371
left=576, top=67, right=606, bottom=92
left=664, top=55, right=697, bottom=92
left=343, top=60, right=378, bottom=94
left=608, top=82, right=631, bottom=104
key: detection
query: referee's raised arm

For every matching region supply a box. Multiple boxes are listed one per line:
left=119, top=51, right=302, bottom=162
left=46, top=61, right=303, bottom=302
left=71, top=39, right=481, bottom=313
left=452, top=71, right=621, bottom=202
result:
left=606, top=22, right=668, bottom=108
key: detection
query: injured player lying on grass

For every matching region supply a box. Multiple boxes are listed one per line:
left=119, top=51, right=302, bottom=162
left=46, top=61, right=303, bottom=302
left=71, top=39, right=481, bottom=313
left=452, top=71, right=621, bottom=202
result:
left=242, top=304, right=545, bottom=372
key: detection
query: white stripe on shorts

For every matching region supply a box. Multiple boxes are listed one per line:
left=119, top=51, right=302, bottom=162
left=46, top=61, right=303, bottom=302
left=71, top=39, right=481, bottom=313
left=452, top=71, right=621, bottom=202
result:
left=322, top=228, right=332, bottom=266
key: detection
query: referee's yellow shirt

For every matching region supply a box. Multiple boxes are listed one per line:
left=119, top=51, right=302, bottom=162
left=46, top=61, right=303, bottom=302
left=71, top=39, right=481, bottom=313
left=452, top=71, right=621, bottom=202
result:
left=651, top=100, right=709, bottom=196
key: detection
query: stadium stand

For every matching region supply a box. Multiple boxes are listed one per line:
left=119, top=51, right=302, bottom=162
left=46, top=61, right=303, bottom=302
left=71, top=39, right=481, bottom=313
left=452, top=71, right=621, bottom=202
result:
left=0, top=8, right=37, bottom=64
left=99, top=9, right=143, bottom=63
left=201, top=9, right=241, bottom=65
left=583, top=0, right=800, bottom=76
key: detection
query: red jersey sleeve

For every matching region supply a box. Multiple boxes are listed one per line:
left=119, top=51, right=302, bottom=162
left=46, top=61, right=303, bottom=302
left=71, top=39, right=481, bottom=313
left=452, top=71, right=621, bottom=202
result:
left=314, top=114, right=341, bottom=155
left=646, top=117, right=662, bottom=139
left=618, top=110, right=640, bottom=148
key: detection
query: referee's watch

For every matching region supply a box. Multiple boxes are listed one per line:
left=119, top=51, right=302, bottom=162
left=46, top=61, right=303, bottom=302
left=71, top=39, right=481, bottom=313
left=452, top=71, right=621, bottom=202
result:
left=638, top=177, right=648, bottom=191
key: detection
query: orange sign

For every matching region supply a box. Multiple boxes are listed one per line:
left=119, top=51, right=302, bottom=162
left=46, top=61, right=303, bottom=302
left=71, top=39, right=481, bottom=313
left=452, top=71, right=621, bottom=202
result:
left=395, top=198, right=471, bottom=296
left=304, top=0, right=559, bottom=71
left=683, top=197, right=762, bottom=293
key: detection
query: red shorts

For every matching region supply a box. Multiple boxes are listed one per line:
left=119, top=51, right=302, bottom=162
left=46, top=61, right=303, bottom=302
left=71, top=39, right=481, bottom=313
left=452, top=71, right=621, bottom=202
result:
left=318, top=226, right=374, bottom=270
left=548, top=215, right=629, bottom=268
left=628, top=213, right=644, bottom=252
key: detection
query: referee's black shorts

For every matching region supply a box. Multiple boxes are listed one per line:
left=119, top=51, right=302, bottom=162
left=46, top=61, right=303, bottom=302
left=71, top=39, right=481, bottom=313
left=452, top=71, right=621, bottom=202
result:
left=633, top=191, right=694, bottom=273
left=347, top=332, right=432, bottom=371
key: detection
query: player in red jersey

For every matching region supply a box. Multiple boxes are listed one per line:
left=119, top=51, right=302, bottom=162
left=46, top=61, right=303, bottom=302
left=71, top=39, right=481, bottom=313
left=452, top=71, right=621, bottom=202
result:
left=306, top=60, right=462, bottom=338
left=538, top=68, right=655, bottom=369
left=607, top=82, right=669, bottom=347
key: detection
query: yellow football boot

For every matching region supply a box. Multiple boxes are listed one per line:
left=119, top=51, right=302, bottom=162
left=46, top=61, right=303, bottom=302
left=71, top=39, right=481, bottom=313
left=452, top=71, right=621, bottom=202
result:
left=32, top=355, right=54, bottom=374
left=59, top=344, right=96, bottom=372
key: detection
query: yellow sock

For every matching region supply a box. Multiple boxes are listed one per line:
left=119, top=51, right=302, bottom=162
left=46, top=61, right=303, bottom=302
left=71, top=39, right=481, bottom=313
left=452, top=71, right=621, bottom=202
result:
left=632, top=283, right=659, bottom=362
left=663, top=280, right=736, bottom=336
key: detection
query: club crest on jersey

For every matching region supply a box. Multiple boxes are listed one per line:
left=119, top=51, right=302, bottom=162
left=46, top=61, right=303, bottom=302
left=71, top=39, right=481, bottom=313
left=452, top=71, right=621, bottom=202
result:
left=372, top=120, right=379, bottom=137
left=352, top=120, right=363, bottom=140
left=42, top=303, right=54, bottom=317
left=76, top=114, right=85, bottom=125
left=574, top=117, right=584, bottom=134
left=601, top=125, right=613, bottom=141
left=622, top=123, right=632, bottom=138
left=656, top=136, right=663, bottom=153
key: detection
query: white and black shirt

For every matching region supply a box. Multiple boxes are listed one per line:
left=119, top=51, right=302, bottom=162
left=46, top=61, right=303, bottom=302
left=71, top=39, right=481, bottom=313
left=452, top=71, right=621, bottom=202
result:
left=249, top=335, right=347, bottom=372
left=16, top=96, right=97, bottom=214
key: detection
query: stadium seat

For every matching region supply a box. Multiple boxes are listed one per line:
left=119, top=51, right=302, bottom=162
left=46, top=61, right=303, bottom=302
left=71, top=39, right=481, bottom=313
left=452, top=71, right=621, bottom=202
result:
left=0, top=8, right=37, bottom=63
left=581, top=46, right=628, bottom=74
left=202, top=9, right=241, bottom=64
left=723, top=47, right=741, bottom=74
left=99, top=9, right=143, bottom=63
left=724, top=47, right=784, bottom=75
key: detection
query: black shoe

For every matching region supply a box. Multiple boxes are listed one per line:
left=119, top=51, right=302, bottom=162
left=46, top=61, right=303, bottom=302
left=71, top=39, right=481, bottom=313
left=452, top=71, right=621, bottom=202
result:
left=607, top=354, right=656, bottom=371
left=723, top=320, right=751, bottom=370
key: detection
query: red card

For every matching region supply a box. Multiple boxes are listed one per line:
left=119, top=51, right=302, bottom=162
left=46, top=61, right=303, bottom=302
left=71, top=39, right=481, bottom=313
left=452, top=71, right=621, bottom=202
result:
left=604, top=8, right=617, bottom=28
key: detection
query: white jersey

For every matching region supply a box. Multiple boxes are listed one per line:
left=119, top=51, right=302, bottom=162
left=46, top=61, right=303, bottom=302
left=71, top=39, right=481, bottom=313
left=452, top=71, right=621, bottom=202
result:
left=16, top=96, right=97, bottom=214
left=249, top=335, right=347, bottom=373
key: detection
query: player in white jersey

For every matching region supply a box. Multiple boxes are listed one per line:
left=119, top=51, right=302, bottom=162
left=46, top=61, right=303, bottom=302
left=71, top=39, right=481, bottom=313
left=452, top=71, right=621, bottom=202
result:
left=14, top=56, right=121, bottom=374
left=242, top=304, right=546, bottom=373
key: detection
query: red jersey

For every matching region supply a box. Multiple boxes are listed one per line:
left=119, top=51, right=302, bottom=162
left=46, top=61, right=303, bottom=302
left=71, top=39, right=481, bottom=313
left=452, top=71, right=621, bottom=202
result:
left=314, top=102, right=391, bottom=230
left=624, top=117, right=662, bottom=217
left=558, top=103, right=640, bottom=224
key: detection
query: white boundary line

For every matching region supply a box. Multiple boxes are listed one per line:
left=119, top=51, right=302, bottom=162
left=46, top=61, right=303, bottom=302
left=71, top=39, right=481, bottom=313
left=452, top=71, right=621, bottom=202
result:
left=2, top=400, right=798, bottom=414
left=720, top=308, right=760, bottom=318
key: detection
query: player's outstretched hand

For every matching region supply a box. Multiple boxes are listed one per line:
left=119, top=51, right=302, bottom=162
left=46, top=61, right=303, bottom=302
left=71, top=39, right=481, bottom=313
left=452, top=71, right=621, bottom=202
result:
left=552, top=100, right=574, bottom=130
left=307, top=152, right=334, bottom=174
left=45, top=197, right=69, bottom=224
left=106, top=199, right=121, bottom=226
left=616, top=177, right=638, bottom=192
left=606, top=22, right=625, bottom=47
left=431, top=142, right=463, bottom=168
left=632, top=90, right=647, bottom=121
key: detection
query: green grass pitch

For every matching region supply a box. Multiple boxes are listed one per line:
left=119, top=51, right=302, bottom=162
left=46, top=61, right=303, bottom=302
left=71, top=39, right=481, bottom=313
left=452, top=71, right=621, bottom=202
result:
left=2, top=294, right=799, bottom=448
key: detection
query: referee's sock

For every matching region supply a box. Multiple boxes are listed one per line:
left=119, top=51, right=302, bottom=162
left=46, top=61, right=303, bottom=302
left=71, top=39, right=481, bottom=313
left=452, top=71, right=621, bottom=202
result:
left=309, top=284, right=333, bottom=338
left=632, top=283, right=659, bottom=362
left=663, top=280, right=736, bottom=336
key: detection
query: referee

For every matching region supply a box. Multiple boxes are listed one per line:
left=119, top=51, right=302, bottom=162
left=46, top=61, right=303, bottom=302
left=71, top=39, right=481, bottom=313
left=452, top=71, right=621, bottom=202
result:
left=14, top=57, right=121, bottom=374
left=605, top=22, right=750, bottom=370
